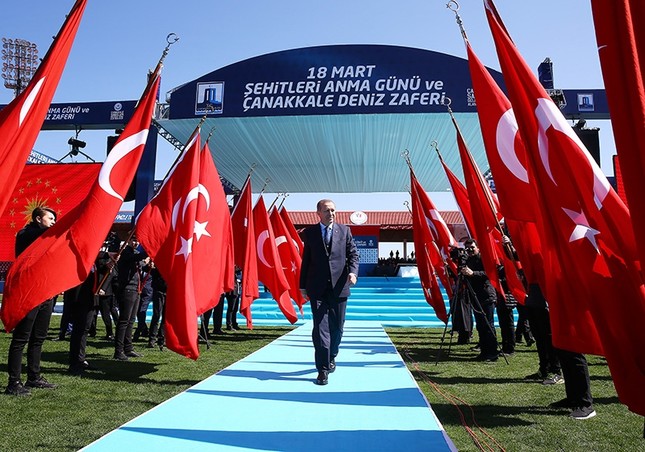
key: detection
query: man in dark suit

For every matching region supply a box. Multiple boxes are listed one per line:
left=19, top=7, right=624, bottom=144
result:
left=300, top=199, right=359, bottom=385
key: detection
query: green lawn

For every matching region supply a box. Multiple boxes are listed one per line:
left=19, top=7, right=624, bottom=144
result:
left=0, top=317, right=642, bottom=451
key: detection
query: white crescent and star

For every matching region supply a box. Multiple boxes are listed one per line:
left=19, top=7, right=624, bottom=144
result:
left=170, top=184, right=213, bottom=260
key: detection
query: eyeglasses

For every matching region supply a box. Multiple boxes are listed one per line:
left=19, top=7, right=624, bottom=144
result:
left=465, top=246, right=476, bottom=250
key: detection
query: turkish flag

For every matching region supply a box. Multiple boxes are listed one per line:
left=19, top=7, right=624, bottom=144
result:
left=253, top=196, right=298, bottom=324
left=591, top=1, right=645, bottom=277
left=465, top=41, right=545, bottom=287
left=137, top=127, right=233, bottom=359
left=439, top=158, right=475, bottom=237
left=0, top=163, right=100, bottom=262
left=194, top=139, right=235, bottom=314
left=1, top=64, right=161, bottom=332
left=454, top=120, right=526, bottom=302
left=410, top=175, right=448, bottom=323
left=485, top=0, right=645, bottom=415
left=279, top=206, right=303, bottom=256
left=269, top=207, right=306, bottom=312
left=0, top=0, right=87, bottom=219
left=230, top=176, right=259, bottom=328
left=410, top=170, right=455, bottom=297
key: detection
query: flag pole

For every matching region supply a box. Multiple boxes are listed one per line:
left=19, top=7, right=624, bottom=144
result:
left=277, top=193, right=288, bottom=211
left=267, top=193, right=283, bottom=212
left=433, top=140, right=473, bottom=239
left=93, top=34, right=179, bottom=296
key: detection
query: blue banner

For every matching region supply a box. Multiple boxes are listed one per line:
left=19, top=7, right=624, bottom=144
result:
left=168, top=44, right=506, bottom=119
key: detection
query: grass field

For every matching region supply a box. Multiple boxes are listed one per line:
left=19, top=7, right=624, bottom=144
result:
left=0, top=317, right=643, bottom=451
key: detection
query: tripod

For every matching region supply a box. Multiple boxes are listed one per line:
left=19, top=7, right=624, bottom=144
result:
left=436, top=272, right=509, bottom=365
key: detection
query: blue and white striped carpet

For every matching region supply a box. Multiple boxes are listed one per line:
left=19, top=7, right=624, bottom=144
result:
left=81, top=321, right=455, bottom=451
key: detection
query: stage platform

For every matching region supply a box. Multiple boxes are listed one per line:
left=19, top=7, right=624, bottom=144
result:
left=81, top=320, right=455, bottom=451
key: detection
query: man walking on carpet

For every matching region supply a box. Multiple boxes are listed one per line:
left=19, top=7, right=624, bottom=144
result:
left=300, top=199, right=359, bottom=386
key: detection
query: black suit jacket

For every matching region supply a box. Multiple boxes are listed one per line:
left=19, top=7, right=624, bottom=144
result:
left=299, top=222, right=359, bottom=299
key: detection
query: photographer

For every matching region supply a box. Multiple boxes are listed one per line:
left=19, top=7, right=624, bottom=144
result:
left=460, top=238, right=499, bottom=362
left=448, top=246, right=474, bottom=344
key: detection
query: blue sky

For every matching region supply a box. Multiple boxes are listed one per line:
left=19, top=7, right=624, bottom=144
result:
left=0, top=1, right=610, bottom=212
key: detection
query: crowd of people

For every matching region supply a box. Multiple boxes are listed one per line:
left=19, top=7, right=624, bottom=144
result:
left=3, top=205, right=597, bottom=421
left=3, top=208, right=243, bottom=396
left=449, top=236, right=596, bottom=420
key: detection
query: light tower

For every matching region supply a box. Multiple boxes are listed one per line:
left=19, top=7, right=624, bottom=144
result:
left=1, top=37, right=39, bottom=97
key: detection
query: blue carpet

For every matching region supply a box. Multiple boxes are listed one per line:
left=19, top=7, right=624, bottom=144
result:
left=81, top=321, right=456, bottom=451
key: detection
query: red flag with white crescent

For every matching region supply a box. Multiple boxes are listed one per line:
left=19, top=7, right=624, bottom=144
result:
left=269, top=207, right=306, bottom=312
left=410, top=177, right=448, bottom=323
left=230, top=176, right=260, bottom=328
left=0, top=0, right=87, bottom=219
left=410, top=171, right=455, bottom=297
left=253, top=196, right=298, bottom=324
left=485, top=0, right=645, bottom=415
left=137, top=129, right=201, bottom=359
left=279, top=206, right=304, bottom=256
left=1, top=65, right=161, bottom=332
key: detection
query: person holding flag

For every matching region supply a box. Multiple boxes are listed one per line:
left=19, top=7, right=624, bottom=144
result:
left=5, top=207, right=58, bottom=396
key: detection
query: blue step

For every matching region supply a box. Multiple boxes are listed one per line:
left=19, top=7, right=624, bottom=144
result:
left=145, top=276, right=517, bottom=328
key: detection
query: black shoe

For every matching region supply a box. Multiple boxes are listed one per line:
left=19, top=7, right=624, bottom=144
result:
left=329, top=358, right=336, bottom=373
left=125, top=351, right=143, bottom=358
left=4, top=381, right=31, bottom=396
left=25, top=376, right=57, bottom=389
left=113, top=353, right=129, bottom=361
left=549, top=398, right=574, bottom=409
left=570, top=406, right=596, bottom=420
left=104, top=335, right=114, bottom=341
left=526, top=338, right=535, bottom=347
left=147, top=342, right=156, bottom=349
left=212, top=330, right=226, bottom=336
left=315, top=370, right=328, bottom=385
left=81, top=360, right=96, bottom=370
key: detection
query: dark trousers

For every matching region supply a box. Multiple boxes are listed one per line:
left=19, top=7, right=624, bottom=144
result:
left=134, top=296, right=151, bottom=339
left=7, top=299, right=54, bottom=383
left=473, top=301, right=498, bottom=358
left=59, top=292, right=74, bottom=339
left=148, top=291, right=166, bottom=346
left=557, top=349, right=593, bottom=407
left=310, top=292, right=347, bottom=371
left=115, top=290, right=139, bottom=355
left=69, top=297, right=96, bottom=367
left=515, top=304, right=534, bottom=343
left=225, top=293, right=240, bottom=328
left=98, top=295, right=118, bottom=337
left=211, top=295, right=225, bottom=333
left=527, top=305, right=561, bottom=375
left=496, top=303, right=516, bottom=354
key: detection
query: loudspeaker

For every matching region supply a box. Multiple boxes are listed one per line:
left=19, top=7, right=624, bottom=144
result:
left=574, top=128, right=600, bottom=167
left=107, top=135, right=136, bottom=202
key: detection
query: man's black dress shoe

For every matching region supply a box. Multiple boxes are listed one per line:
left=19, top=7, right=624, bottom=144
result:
left=329, top=359, right=336, bottom=373
left=315, top=370, right=328, bottom=385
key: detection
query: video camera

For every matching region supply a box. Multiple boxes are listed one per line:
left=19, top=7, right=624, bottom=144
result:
left=449, top=246, right=469, bottom=269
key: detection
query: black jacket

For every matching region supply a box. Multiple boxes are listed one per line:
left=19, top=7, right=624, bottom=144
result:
left=464, top=254, right=497, bottom=306
left=15, top=222, right=46, bottom=257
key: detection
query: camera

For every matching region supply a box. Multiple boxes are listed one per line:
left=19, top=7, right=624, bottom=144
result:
left=449, top=246, right=468, bottom=269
